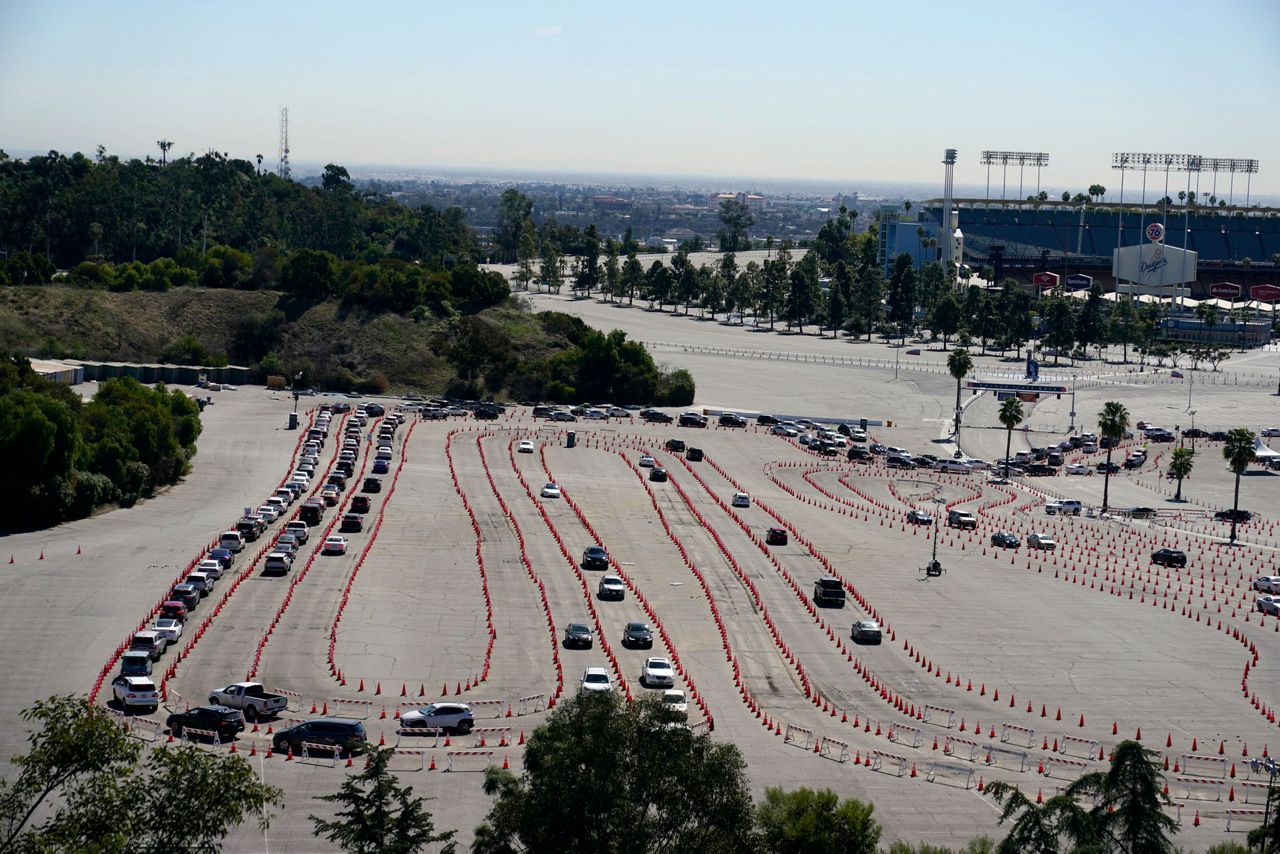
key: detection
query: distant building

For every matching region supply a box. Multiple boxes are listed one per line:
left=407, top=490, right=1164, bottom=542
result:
left=590, top=195, right=632, bottom=209
left=710, top=192, right=767, bottom=212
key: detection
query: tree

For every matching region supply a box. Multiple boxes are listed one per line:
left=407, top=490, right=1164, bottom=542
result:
left=1247, top=782, right=1280, bottom=852
left=717, top=198, right=754, bottom=252
left=785, top=251, right=822, bottom=333
left=1168, top=447, right=1194, bottom=502
left=576, top=224, right=602, bottom=297
left=998, top=397, right=1024, bottom=480
left=495, top=189, right=533, bottom=263
left=930, top=291, right=962, bottom=346
left=0, top=695, right=281, bottom=852
left=853, top=262, right=885, bottom=340
left=1098, top=401, right=1131, bottom=513
left=1106, top=296, right=1141, bottom=363
left=538, top=237, right=562, bottom=294
left=717, top=253, right=740, bottom=317
left=886, top=253, right=917, bottom=343
left=645, top=260, right=673, bottom=309
left=473, top=693, right=755, bottom=854
left=827, top=260, right=851, bottom=337
left=515, top=218, right=537, bottom=290
left=1075, top=283, right=1107, bottom=355
left=280, top=247, right=338, bottom=299
left=1041, top=297, right=1077, bottom=363
left=1222, top=427, right=1256, bottom=544
left=760, top=257, right=788, bottom=330
left=985, top=780, right=1090, bottom=854
left=1088, top=184, right=1106, bottom=203
left=321, top=163, right=352, bottom=192
left=754, top=786, right=881, bottom=853
left=918, top=261, right=947, bottom=315
left=620, top=253, right=644, bottom=305
left=948, top=348, right=973, bottom=437
left=311, top=747, right=456, bottom=854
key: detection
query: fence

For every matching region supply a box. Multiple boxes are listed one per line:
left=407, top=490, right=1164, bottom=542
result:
left=1226, top=809, right=1268, bottom=832
left=926, top=761, right=978, bottom=789
left=943, top=735, right=984, bottom=763
left=470, top=699, right=508, bottom=719
left=471, top=726, right=513, bottom=748
left=1181, top=754, right=1229, bottom=779
left=889, top=723, right=924, bottom=749
left=180, top=727, right=221, bottom=749
left=123, top=717, right=162, bottom=743
left=1175, top=775, right=1226, bottom=801
left=329, top=697, right=375, bottom=719
left=386, top=748, right=427, bottom=773
left=1059, top=734, right=1100, bottom=760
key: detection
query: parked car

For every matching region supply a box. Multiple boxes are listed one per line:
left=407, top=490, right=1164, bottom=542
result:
left=170, top=584, right=201, bottom=611
left=1126, top=507, right=1157, bottom=519
left=119, top=651, right=153, bottom=677
left=766, top=527, right=789, bottom=546
left=167, top=705, right=245, bottom=740
left=678, top=412, right=708, bottom=428
left=662, top=689, right=689, bottom=714
left=1045, top=500, right=1083, bottom=516
left=852, top=620, right=882, bottom=644
left=284, top=521, right=309, bottom=544
left=640, top=657, right=675, bottom=688
left=340, top=512, right=364, bottom=533
left=400, top=703, right=474, bottom=734
left=1253, top=576, right=1280, bottom=593
left=581, top=545, right=610, bottom=570
left=130, top=630, right=167, bottom=661
left=1028, top=533, right=1057, bottom=551
left=718, top=413, right=747, bottom=428
left=219, top=531, right=246, bottom=553
left=152, top=617, right=184, bottom=644
left=159, top=601, right=188, bottom=622
left=1065, top=463, right=1093, bottom=476
left=264, top=551, right=293, bottom=574
left=563, top=622, right=594, bottom=649
left=622, top=621, right=653, bottom=649
left=361, top=477, right=382, bottom=493
left=272, top=718, right=368, bottom=756
left=350, top=495, right=372, bottom=515
left=1151, top=548, right=1187, bottom=568
left=642, top=410, right=673, bottom=423
left=991, top=531, right=1020, bottom=549
left=112, top=675, right=161, bottom=712
left=208, top=682, right=289, bottom=722
left=772, top=424, right=799, bottom=437
left=664, top=438, right=686, bottom=453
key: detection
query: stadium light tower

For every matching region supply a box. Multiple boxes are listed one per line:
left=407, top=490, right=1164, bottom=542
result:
left=980, top=151, right=1049, bottom=202
left=941, top=149, right=957, bottom=270
left=1200, top=157, right=1261, bottom=207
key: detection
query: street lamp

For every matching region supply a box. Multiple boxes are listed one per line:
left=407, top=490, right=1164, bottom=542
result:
left=1189, top=410, right=1197, bottom=454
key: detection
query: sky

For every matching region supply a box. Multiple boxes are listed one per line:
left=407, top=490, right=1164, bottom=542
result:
left=3, top=0, right=1279, bottom=197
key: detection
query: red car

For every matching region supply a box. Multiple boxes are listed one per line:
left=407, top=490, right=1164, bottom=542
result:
left=159, top=601, right=189, bottom=622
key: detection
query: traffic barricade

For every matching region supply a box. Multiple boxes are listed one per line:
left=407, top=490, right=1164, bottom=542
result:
left=181, top=727, right=221, bottom=750
left=470, top=726, right=512, bottom=748
left=926, top=761, right=977, bottom=789
left=517, top=693, right=545, bottom=715
left=1058, top=733, right=1099, bottom=760
left=469, top=699, right=507, bottom=719
left=1042, top=755, right=1090, bottom=780
left=1175, top=775, right=1225, bottom=801
left=330, top=697, right=375, bottom=719
left=921, top=704, right=957, bottom=729
left=1226, top=809, right=1267, bottom=832
left=984, top=744, right=1032, bottom=773
left=871, top=750, right=909, bottom=777
left=818, top=736, right=850, bottom=763
left=888, top=723, right=924, bottom=749
left=783, top=724, right=814, bottom=750
left=394, top=728, right=444, bottom=748
left=1001, top=722, right=1036, bottom=749
left=1180, top=754, right=1228, bottom=779
left=270, top=688, right=305, bottom=714
left=445, top=750, right=494, bottom=772
left=689, top=719, right=711, bottom=736
left=125, top=717, right=162, bottom=743
left=943, top=735, right=983, bottom=763
left=165, top=688, right=189, bottom=713
left=300, top=741, right=341, bottom=767
left=1241, top=780, right=1273, bottom=804
left=386, top=748, right=427, bottom=773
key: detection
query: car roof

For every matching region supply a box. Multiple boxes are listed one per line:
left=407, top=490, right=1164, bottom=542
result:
left=584, top=667, right=609, bottom=675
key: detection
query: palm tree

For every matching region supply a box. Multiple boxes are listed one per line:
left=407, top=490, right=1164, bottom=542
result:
left=1167, top=447, right=1193, bottom=502
left=948, top=348, right=973, bottom=439
left=1222, top=428, right=1256, bottom=544
left=998, top=397, right=1024, bottom=480
left=1098, top=401, right=1130, bottom=513
left=1069, top=740, right=1178, bottom=853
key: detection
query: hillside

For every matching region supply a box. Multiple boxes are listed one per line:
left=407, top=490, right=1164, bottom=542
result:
left=0, top=286, right=694, bottom=404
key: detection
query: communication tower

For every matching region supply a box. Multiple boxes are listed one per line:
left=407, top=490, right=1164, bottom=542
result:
left=278, top=107, right=291, bottom=180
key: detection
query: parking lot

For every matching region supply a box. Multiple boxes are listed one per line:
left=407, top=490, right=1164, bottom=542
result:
left=3, top=321, right=1280, bottom=849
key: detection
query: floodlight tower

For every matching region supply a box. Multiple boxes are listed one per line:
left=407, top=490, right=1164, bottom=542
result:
left=941, top=149, right=957, bottom=271
left=277, top=107, right=291, bottom=180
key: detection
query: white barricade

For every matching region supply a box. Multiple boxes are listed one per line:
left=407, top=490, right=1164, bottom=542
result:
left=1180, top=754, right=1228, bottom=779
left=445, top=750, right=494, bottom=772
left=818, top=736, right=850, bottom=763
left=386, top=748, right=427, bottom=773
left=872, top=750, right=909, bottom=777
left=1042, top=755, right=1090, bottom=781
left=124, top=717, right=162, bottom=743
left=984, top=745, right=1032, bottom=773
left=1058, top=734, right=1099, bottom=760
left=471, top=726, right=513, bottom=747
left=943, top=735, right=983, bottom=763
left=469, top=699, right=507, bottom=719
left=921, top=704, right=957, bottom=729
left=166, top=688, right=188, bottom=713
left=518, top=693, right=546, bottom=715
left=689, top=719, right=711, bottom=736
left=1226, top=808, right=1268, bottom=831
left=1175, top=775, right=1225, bottom=801
left=1001, top=722, right=1036, bottom=749
left=1241, top=780, right=1272, bottom=804
left=783, top=724, right=815, bottom=750
left=300, top=741, right=340, bottom=767
left=330, top=697, right=374, bottom=720
left=181, top=727, right=221, bottom=749
left=271, top=688, right=303, bottom=713
left=394, top=728, right=443, bottom=749
left=926, top=761, right=977, bottom=789
left=888, top=723, right=924, bottom=749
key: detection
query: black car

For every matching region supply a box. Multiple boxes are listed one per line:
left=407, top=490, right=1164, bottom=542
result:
left=1151, top=548, right=1187, bottom=568
left=1025, top=463, right=1056, bottom=477
left=648, top=467, right=669, bottom=482
left=718, top=413, right=747, bottom=428
left=621, top=621, right=653, bottom=649
left=474, top=404, right=501, bottom=420
left=272, top=718, right=368, bottom=757
left=581, top=545, right=610, bottom=570
left=167, top=705, right=245, bottom=741
left=563, top=622, right=593, bottom=649
left=350, top=495, right=372, bottom=515
left=847, top=447, right=872, bottom=462
left=327, top=473, right=348, bottom=490
left=916, top=454, right=939, bottom=467
left=1215, top=509, right=1253, bottom=523
left=679, top=412, right=708, bottom=428
left=1126, top=507, right=1157, bottom=519
left=362, top=477, right=382, bottom=493
left=336, top=461, right=355, bottom=477
left=340, top=512, right=364, bottom=533
left=1209, top=431, right=1228, bottom=442
left=766, top=527, right=789, bottom=546
left=757, top=414, right=780, bottom=426
left=1123, top=457, right=1144, bottom=470
left=532, top=405, right=555, bottom=418
left=1147, top=430, right=1174, bottom=443
left=991, top=531, right=1021, bottom=549
left=1182, top=428, right=1209, bottom=439
left=906, top=509, right=933, bottom=525
left=1099, top=436, right=1120, bottom=449
left=1096, top=462, right=1120, bottom=474
left=365, top=403, right=384, bottom=417
left=642, top=409, right=673, bottom=423
left=664, top=438, right=686, bottom=453
left=686, top=447, right=704, bottom=462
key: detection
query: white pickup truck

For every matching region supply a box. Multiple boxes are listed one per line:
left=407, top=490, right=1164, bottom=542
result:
left=207, top=682, right=288, bottom=721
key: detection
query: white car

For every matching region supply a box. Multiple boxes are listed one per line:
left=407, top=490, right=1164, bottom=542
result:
left=256, top=504, right=280, bottom=523
left=580, top=667, right=613, bottom=694
left=1028, top=533, right=1057, bottom=551
left=731, top=492, right=751, bottom=508
left=661, top=689, right=689, bottom=714
left=639, top=455, right=657, bottom=468
left=1257, top=595, right=1280, bottom=617
left=640, top=657, right=675, bottom=689
left=518, top=440, right=535, bottom=454
left=152, top=617, right=184, bottom=644
left=112, top=675, right=160, bottom=712
left=1253, top=576, right=1280, bottom=593
left=400, top=703, right=474, bottom=734
left=264, top=551, right=292, bottom=572
left=322, top=535, right=348, bottom=555
left=964, top=458, right=991, bottom=471
left=772, top=424, right=799, bottom=437
left=608, top=407, right=630, bottom=418
left=541, top=482, right=562, bottom=499
left=1065, top=463, right=1093, bottom=476
left=1262, top=428, right=1280, bottom=438
left=285, top=520, right=310, bottom=544
left=219, top=531, right=245, bottom=552
left=196, top=559, right=224, bottom=580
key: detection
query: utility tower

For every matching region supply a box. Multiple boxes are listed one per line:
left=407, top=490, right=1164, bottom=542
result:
left=277, top=107, right=291, bottom=180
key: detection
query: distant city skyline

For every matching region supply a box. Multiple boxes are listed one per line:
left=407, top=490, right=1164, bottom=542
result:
left=3, top=0, right=1278, bottom=198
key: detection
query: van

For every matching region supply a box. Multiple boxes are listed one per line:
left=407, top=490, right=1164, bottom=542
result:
left=219, top=531, right=246, bottom=552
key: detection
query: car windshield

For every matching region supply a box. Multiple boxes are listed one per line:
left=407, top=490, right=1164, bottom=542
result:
left=157, top=619, right=177, bottom=629
left=585, top=673, right=609, bottom=684
left=568, top=624, right=589, bottom=634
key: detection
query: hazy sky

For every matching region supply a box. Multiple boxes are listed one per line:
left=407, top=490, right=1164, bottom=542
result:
left=3, top=0, right=1279, bottom=195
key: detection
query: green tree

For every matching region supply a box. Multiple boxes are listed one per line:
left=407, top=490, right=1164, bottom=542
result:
left=473, top=693, right=754, bottom=854
left=1071, top=740, right=1178, bottom=853
left=515, top=218, right=537, bottom=290
left=1098, top=401, right=1130, bottom=513
left=760, top=257, right=789, bottom=330
left=918, top=260, right=947, bottom=315
left=601, top=235, right=619, bottom=301
left=576, top=224, right=602, bottom=297
left=785, top=251, right=822, bottom=333
left=1106, top=296, right=1141, bottom=363
left=999, top=397, right=1024, bottom=480
left=645, top=260, right=673, bottom=309
left=280, top=247, right=338, bottom=299
left=321, top=163, right=352, bottom=192
left=311, top=747, right=456, bottom=854
left=495, top=188, right=533, bottom=263
left=827, top=260, right=851, bottom=337
left=930, top=291, right=961, bottom=346
left=538, top=237, right=562, bottom=294
left=948, top=348, right=973, bottom=437
left=853, top=262, right=885, bottom=340
left=1041, top=296, right=1077, bottom=363
left=1075, top=282, right=1107, bottom=354
left=620, top=253, right=644, bottom=305
left=886, top=253, right=917, bottom=342
left=754, top=786, right=881, bottom=853
left=717, top=198, right=754, bottom=252
left=1168, top=447, right=1194, bottom=502
left=1222, top=427, right=1256, bottom=544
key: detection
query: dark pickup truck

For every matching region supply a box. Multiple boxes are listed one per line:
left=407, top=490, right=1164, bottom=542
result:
left=813, top=576, right=846, bottom=608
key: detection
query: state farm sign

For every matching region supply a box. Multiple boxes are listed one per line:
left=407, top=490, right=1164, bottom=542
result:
left=1209, top=282, right=1241, bottom=299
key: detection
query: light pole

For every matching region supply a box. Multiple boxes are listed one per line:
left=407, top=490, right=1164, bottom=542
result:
left=1187, top=369, right=1193, bottom=411
left=1189, top=410, right=1197, bottom=454
left=1252, top=756, right=1278, bottom=853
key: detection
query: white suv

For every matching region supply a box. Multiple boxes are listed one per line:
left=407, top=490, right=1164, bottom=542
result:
left=580, top=668, right=613, bottom=694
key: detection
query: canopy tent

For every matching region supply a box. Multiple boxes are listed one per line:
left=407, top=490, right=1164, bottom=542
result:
left=1253, top=438, right=1280, bottom=461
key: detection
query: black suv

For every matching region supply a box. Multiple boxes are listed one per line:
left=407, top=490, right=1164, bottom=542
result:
left=581, top=545, right=610, bottom=570
left=272, top=718, right=367, bottom=756
left=665, top=438, right=686, bottom=453
left=350, top=495, right=372, bottom=515
left=679, top=412, right=708, bottom=428
left=167, top=705, right=245, bottom=741
left=563, top=623, right=593, bottom=649
left=641, top=409, right=673, bottom=423
left=686, top=447, right=704, bottom=462
left=757, top=414, right=780, bottom=426
left=847, top=446, right=872, bottom=462
left=1215, top=509, right=1252, bottom=523
left=474, top=404, right=501, bottom=420
left=718, top=413, right=747, bottom=428
left=1151, top=548, right=1187, bottom=568
left=1025, top=463, right=1056, bottom=477
left=362, top=477, right=382, bottom=493
left=648, top=467, right=668, bottom=482
left=621, top=621, right=653, bottom=648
